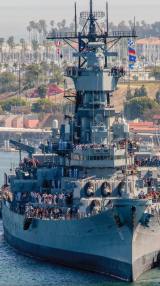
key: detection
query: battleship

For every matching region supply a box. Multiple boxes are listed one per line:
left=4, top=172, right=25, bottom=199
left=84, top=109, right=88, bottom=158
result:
left=2, top=0, right=160, bottom=282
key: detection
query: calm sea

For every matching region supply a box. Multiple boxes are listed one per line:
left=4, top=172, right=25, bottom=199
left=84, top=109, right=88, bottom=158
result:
left=0, top=5, right=160, bottom=43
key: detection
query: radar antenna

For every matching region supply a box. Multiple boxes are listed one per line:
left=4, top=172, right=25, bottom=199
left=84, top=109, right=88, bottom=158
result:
left=46, top=1, right=137, bottom=113
left=47, top=0, right=136, bottom=69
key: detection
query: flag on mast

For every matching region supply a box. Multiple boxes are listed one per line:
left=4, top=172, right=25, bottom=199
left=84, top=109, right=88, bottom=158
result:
left=56, top=41, right=61, bottom=47
left=128, top=39, right=134, bottom=46
left=129, top=64, right=134, bottom=70
left=129, top=55, right=136, bottom=62
left=79, top=39, right=86, bottom=50
left=128, top=47, right=136, bottom=54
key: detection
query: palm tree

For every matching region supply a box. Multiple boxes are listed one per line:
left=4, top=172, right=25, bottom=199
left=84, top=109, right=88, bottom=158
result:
left=57, top=22, right=62, bottom=29
left=20, top=38, right=25, bottom=61
left=4, top=63, right=9, bottom=71
left=47, top=42, right=53, bottom=60
left=43, top=40, right=47, bottom=61
left=49, top=61, right=60, bottom=75
left=6, top=36, right=15, bottom=62
left=29, top=21, right=35, bottom=41
left=140, top=55, right=145, bottom=82
left=40, top=61, right=49, bottom=72
left=29, top=21, right=39, bottom=41
left=43, top=41, right=53, bottom=61
left=50, top=20, right=55, bottom=29
left=0, top=63, right=2, bottom=76
left=40, top=61, right=49, bottom=83
left=27, top=26, right=32, bottom=45
left=70, top=23, right=75, bottom=31
left=43, top=27, right=48, bottom=37
left=141, top=20, right=146, bottom=26
left=21, top=63, right=26, bottom=75
left=37, top=24, right=42, bottom=45
left=108, top=22, right=115, bottom=31
left=25, top=63, right=42, bottom=87
left=100, top=22, right=106, bottom=30
left=39, top=20, right=47, bottom=41
left=39, top=19, right=47, bottom=30
left=6, top=36, right=15, bottom=49
left=62, top=60, right=68, bottom=70
left=34, top=23, right=39, bottom=40
left=13, top=62, right=18, bottom=83
left=32, top=40, right=39, bottom=50
left=54, top=71, right=63, bottom=86
left=0, top=38, right=4, bottom=63
left=61, top=19, right=66, bottom=29
left=32, top=40, right=39, bottom=62
left=13, top=62, right=18, bottom=72
left=128, top=20, right=133, bottom=29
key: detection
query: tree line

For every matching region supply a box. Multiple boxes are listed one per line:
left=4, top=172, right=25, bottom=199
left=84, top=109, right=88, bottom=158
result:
left=0, top=97, right=74, bottom=118
left=101, top=20, right=160, bottom=39
left=124, top=84, right=160, bottom=121
left=0, top=60, right=67, bottom=94
left=1, top=18, right=160, bottom=51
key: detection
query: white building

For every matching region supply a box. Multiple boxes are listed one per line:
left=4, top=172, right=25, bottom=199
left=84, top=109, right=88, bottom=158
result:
left=136, top=37, right=160, bottom=63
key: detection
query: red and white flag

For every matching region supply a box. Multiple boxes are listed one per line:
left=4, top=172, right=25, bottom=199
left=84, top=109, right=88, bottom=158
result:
left=56, top=41, right=61, bottom=46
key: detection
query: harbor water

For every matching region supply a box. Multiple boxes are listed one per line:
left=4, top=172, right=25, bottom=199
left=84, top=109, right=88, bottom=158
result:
left=1, top=151, right=160, bottom=286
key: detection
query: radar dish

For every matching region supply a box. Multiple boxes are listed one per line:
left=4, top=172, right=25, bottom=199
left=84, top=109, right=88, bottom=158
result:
left=80, top=11, right=105, bottom=19
left=95, top=114, right=103, bottom=123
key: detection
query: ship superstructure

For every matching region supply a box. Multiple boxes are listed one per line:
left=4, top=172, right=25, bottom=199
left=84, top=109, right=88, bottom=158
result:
left=2, top=1, right=160, bottom=282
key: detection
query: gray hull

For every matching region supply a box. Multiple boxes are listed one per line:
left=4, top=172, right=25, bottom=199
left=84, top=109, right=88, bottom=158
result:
left=2, top=203, right=160, bottom=281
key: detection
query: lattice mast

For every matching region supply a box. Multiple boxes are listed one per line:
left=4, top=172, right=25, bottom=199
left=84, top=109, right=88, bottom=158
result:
left=47, top=1, right=136, bottom=113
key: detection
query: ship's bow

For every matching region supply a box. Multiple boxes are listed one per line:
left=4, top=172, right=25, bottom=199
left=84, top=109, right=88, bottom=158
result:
left=113, top=197, right=153, bottom=281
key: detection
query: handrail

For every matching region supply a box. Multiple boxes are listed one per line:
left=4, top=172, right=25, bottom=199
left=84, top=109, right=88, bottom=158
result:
left=25, top=209, right=101, bottom=221
left=47, top=30, right=136, bottom=39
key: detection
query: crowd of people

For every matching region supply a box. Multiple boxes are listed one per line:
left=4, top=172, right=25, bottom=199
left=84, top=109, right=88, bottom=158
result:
left=21, top=158, right=39, bottom=168
left=66, top=66, right=126, bottom=78
left=110, top=66, right=125, bottom=76
left=16, top=191, right=73, bottom=205
left=73, top=143, right=108, bottom=150
left=135, top=156, right=160, bottom=167
left=3, top=190, right=77, bottom=220
left=72, top=139, right=140, bottom=151
left=47, top=137, right=141, bottom=154
left=24, top=205, right=79, bottom=220
left=123, top=159, right=158, bottom=175
left=118, top=139, right=140, bottom=151
left=20, top=156, right=79, bottom=180
left=138, top=190, right=160, bottom=202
